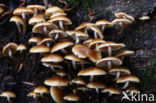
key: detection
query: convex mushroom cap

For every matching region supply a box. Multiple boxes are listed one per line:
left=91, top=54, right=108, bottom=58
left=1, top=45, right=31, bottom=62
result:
left=33, top=86, right=49, bottom=95
left=50, top=87, right=64, bottom=103
left=30, top=45, right=50, bottom=53
left=101, top=86, right=120, bottom=96
left=115, top=12, right=134, bottom=22
left=64, top=93, right=80, bottom=101
left=3, top=43, right=18, bottom=57
left=49, top=29, right=67, bottom=40
left=29, top=15, right=45, bottom=25
left=17, top=44, right=27, bottom=52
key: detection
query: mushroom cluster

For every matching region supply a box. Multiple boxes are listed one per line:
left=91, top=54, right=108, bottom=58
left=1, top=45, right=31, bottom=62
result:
left=2, top=4, right=139, bottom=103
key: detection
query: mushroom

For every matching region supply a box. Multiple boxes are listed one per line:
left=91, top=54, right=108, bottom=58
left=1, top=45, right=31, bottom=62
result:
left=41, top=53, right=64, bottom=70
left=139, top=16, right=150, bottom=21
left=75, top=22, right=96, bottom=34
left=87, top=81, right=106, bottom=94
left=38, top=37, right=54, bottom=47
left=0, top=91, right=16, bottom=103
left=44, top=76, right=68, bottom=87
left=115, top=50, right=134, bottom=60
left=54, top=69, right=67, bottom=77
left=71, top=78, right=86, bottom=86
left=109, top=67, right=131, bottom=80
left=32, top=22, right=58, bottom=34
left=78, top=67, right=107, bottom=81
left=96, top=57, right=122, bottom=69
left=48, top=16, right=72, bottom=30
left=116, top=75, right=140, bottom=89
left=51, top=41, right=74, bottom=54
left=13, top=7, right=34, bottom=20
left=48, top=29, right=67, bottom=40
left=95, top=20, right=113, bottom=32
left=2, top=43, right=17, bottom=57
left=126, top=87, right=140, bottom=96
left=29, top=15, right=46, bottom=25
left=42, top=62, right=63, bottom=69
left=27, top=5, right=46, bottom=16
left=65, top=54, right=89, bottom=69
left=64, top=93, right=80, bottom=102
left=50, top=11, right=67, bottom=19
left=45, top=6, right=64, bottom=19
left=101, top=86, right=120, bottom=96
left=76, top=86, right=89, bottom=92
left=28, top=36, right=45, bottom=45
left=115, top=12, right=134, bottom=22
left=50, top=87, right=64, bottom=103
left=27, top=91, right=40, bottom=100
left=83, top=38, right=94, bottom=46
left=111, top=18, right=132, bottom=27
left=33, top=86, right=49, bottom=96
left=66, top=30, right=89, bottom=44
left=30, top=45, right=50, bottom=53
left=16, top=44, right=27, bottom=52
left=88, top=39, right=105, bottom=49
left=10, top=16, right=26, bottom=34
left=97, top=41, right=125, bottom=56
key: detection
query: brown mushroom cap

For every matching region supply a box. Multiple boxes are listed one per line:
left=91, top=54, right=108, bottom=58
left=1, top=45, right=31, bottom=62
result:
left=54, top=69, right=67, bottom=77
left=10, top=16, right=25, bottom=25
left=48, top=16, right=72, bottom=25
left=76, top=86, right=89, bottom=91
left=116, top=75, right=140, bottom=83
left=88, top=50, right=102, bottom=62
left=50, top=87, right=64, bottom=103
left=95, top=20, right=113, bottom=27
left=38, top=37, right=54, bottom=46
left=34, top=86, right=49, bottom=94
left=50, top=11, right=67, bottom=19
left=78, top=67, right=107, bottom=76
left=30, top=45, right=50, bottom=53
left=64, top=93, right=80, bottom=101
left=41, top=53, right=64, bottom=63
left=51, top=41, right=74, bottom=53
left=109, top=67, right=131, bottom=75
left=101, top=86, right=120, bottom=95
left=13, top=7, right=34, bottom=15
left=45, top=6, right=64, bottom=18
left=88, top=39, right=105, bottom=49
left=44, top=76, right=68, bottom=86
left=32, top=22, right=58, bottom=34
left=71, top=78, right=86, bottom=85
left=97, top=41, right=125, bottom=51
left=29, top=15, right=45, bottom=25
left=2, top=43, right=18, bottom=56
left=27, top=5, right=46, bottom=11
left=0, top=91, right=16, bottom=98
left=87, top=81, right=106, bottom=89
left=16, top=44, right=27, bottom=51
left=48, top=29, right=67, bottom=39
left=96, top=57, right=122, bottom=68
left=65, top=54, right=89, bottom=63
left=27, top=91, right=40, bottom=97
left=42, top=62, right=63, bottom=69
left=111, top=18, right=132, bottom=25
left=83, top=38, right=94, bottom=46
left=126, top=87, right=140, bottom=93
left=115, top=50, right=134, bottom=57
left=115, top=12, right=134, bottom=22
left=75, top=22, right=96, bottom=31
left=28, top=36, right=45, bottom=44
left=0, top=7, right=3, bottom=14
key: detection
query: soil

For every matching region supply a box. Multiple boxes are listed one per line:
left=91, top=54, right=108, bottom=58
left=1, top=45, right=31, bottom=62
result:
left=0, top=0, right=156, bottom=103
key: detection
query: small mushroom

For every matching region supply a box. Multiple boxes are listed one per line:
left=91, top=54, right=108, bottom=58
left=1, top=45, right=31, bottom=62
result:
left=10, top=16, right=26, bottom=34
left=29, top=15, right=46, bottom=25
left=38, top=37, right=54, bottom=47
left=115, top=50, right=134, bottom=60
left=76, top=86, right=89, bottom=92
left=32, top=22, right=58, bottom=34
left=109, top=67, right=131, bottom=80
left=126, top=87, right=140, bottom=96
left=83, top=38, right=94, bottom=46
left=30, top=45, right=50, bottom=53
left=51, top=41, right=74, bottom=54
left=87, top=81, right=106, bottom=94
left=97, top=41, right=125, bottom=56
left=16, top=44, right=27, bottom=52
left=78, top=67, right=107, bottom=81
left=33, top=86, right=49, bottom=96
left=0, top=91, right=16, bottom=103
left=65, top=54, right=89, bottom=69
left=54, top=69, right=67, bottom=77
left=42, top=62, right=63, bottom=69
left=115, top=12, right=134, bottom=22
left=48, top=16, right=72, bottom=30
left=111, top=18, right=132, bottom=27
left=116, top=75, right=140, bottom=89
left=27, top=91, right=40, bottom=100
left=50, top=11, right=67, bottom=19
left=27, top=5, right=46, bottom=16
left=28, top=36, right=45, bottom=45
left=71, top=78, right=86, bottom=86
left=49, top=29, right=67, bottom=40
left=95, top=20, right=113, bottom=32
left=44, top=76, right=68, bottom=87
left=96, top=57, right=122, bottom=69
left=50, top=87, right=64, bottom=103
left=101, top=86, right=120, bottom=96
left=2, top=43, right=18, bottom=57
left=88, top=39, right=105, bottom=49
left=139, top=16, right=150, bottom=21
left=66, top=30, right=89, bottom=44
left=64, top=93, right=80, bottom=102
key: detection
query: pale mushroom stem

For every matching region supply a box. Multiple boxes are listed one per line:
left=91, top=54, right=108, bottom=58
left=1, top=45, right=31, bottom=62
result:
left=47, top=43, right=50, bottom=47
left=84, top=28, right=88, bottom=34
left=73, top=89, right=77, bottom=94
left=101, top=25, right=105, bottom=32
left=54, top=65, right=63, bottom=69
left=43, top=0, right=48, bottom=7
left=122, top=81, right=129, bottom=89
left=95, top=44, right=99, bottom=49
left=34, top=9, right=38, bottom=16
left=7, top=97, right=11, bottom=103
left=95, top=88, right=99, bottom=94
left=107, top=61, right=112, bottom=69
left=50, top=65, right=55, bottom=71
left=15, top=21, right=22, bottom=34
left=114, top=71, right=121, bottom=80
left=59, top=21, right=64, bottom=30
left=8, top=50, right=12, bottom=57
left=55, top=33, right=59, bottom=40
left=90, top=75, right=94, bottom=81
left=119, top=22, right=123, bottom=27
left=94, top=31, right=98, bottom=39
left=72, top=61, right=77, bottom=69
left=23, top=23, right=27, bottom=34
left=43, top=26, right=48, bottom=34
left=61, top=49, right=68, bottom=54
left=108, top=46, right=112, bottom=56
left=75, top=36, right=80, bottom=44
left=21, top=12, right=26, bottom=20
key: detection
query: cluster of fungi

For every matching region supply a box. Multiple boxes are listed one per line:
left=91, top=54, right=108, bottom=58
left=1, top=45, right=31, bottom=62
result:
left=1, top=3, right=141, bottom=103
